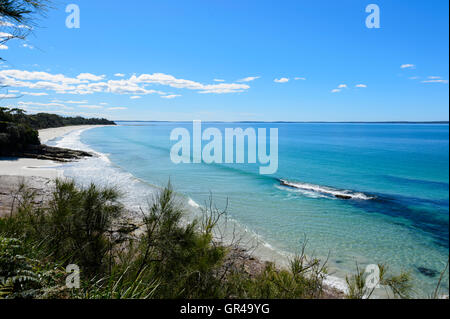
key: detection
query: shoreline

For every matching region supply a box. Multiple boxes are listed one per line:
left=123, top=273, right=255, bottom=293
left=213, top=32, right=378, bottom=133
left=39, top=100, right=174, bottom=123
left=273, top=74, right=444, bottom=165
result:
left=0, top=173, right=345, bottom=298
left=0, top=123, right=348, bottom=298
left=38, top=125, right=108, bottom=145
left=0, top=125, right=107, bottom=179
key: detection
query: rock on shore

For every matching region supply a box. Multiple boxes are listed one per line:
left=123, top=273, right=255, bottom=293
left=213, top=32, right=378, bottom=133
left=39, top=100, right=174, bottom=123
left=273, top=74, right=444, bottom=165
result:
left=4, top=144, right=93, bottom=162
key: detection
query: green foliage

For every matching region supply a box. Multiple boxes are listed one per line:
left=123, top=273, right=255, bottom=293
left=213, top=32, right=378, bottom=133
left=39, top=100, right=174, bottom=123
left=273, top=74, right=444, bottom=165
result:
left=345, top=263, right=412, bottom=299
left=73, top=266, right=159, bottom=299
left=0, top=121, right=40, bottom=154
left=222, top=249, right=328, bottom=299
left=0, top=107, right=115, bottom=155
left=0, top=179, right=123, bottom=277
left=0, top=237, right=65, bottom=299
left=0, top=237, right=40, bottom=298
left=0, top=0, right=47, bottom=24
left=0, top=107, right=116, bottom=130
left=136, top=183, right=227, bottom=298
left=47, top=180, right=123, bottom=275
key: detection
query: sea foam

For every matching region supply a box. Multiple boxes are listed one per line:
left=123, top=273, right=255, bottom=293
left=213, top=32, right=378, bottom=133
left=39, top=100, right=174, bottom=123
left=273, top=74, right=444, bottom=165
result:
left=279, top=179, right=375, bottom=200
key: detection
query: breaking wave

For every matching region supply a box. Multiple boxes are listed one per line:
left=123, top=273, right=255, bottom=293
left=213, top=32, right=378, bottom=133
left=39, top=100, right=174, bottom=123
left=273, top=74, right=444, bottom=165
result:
left=278, top=179, right=376, bottom=200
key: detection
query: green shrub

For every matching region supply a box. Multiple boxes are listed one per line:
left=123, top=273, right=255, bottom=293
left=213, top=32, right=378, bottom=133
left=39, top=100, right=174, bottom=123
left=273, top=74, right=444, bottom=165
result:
left=0, top=237, right=40, bottom=298
left=0, top=237, right=66, bottom=299
left=222, top=248, right=328, bottom=299
left=345, top=263, right=412, bottom=299
left=136, top=183, right=226, bottom=298
left=0, top=179, right=123, bottom=277
left=0, top=121, right=40, bottom=155
left=45, top=180, right=123, bottom=276
left=72, top=266, right=159, bottom=299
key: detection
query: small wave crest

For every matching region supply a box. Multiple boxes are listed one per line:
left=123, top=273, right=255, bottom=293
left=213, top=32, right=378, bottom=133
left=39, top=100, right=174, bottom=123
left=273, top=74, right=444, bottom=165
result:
left=279, top=179, right=375, bottom=200
left=53, top=128, right=111, bottom=163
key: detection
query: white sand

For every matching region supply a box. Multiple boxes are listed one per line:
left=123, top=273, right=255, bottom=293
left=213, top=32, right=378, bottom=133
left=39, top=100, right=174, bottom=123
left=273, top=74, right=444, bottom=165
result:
left=0, top=158, right=62, bottom=178
left=0, top=125, right=105, bottom=178
left=38, top=125, right=104, bottom=144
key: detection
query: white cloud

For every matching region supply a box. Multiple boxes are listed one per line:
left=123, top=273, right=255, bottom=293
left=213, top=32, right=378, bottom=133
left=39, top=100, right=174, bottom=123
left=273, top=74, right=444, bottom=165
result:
left=134, top=73, right=207, bottom=91
left=331, top=89, right=341, bottom=93
left=77, top=73, right=105, bottom=81
left=114, top=73, right=125, bottom=77
left=427, top=76, right=441, bottom=79
left=108, top=107, right=127, bottom=110
left=51, top=99, right=88, bottom=104
left=100, top=102, right=108, bottom=105
left=237, top=76, right=260, bottom=82
left=22, top=43, right=34, bottom=49
left=18, top=101, right=67, bottom=108
left=0, top=93, right=17, bottom=98
left=161, top=94, right=181, bottom=99
left=294, top=77, right=306, bottom=80
left=66, top=100, right=88, bottom=104
left=401, top=64, right=415, bottom=69
left=0, top=32, right=13, bottom=39
left=274, top=77, right=289, bottom=83
left=130, top=95, right=142, bottom=99
left=21, top=92, right=48, bottom=96
left=0, top=69, right=84, bottom=85
left=0, top=20, right=15, bottom=27
left=0, top=44, right=8, bottom=50
left=421, top=79, right=448, bottom=84
left=199, top=83, right=249, bottom=94
left=79, top=105, right=103, bottom=109
left=355, top=84, right=367, bottom=88
left=337, top=84, right=347, bottom=89
left=0, top=69, right=252, bottom=96
left=213, top=79, right=225, bottom=82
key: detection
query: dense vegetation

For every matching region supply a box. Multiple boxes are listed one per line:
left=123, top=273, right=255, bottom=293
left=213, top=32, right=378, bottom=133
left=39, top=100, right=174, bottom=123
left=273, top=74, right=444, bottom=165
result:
left=0, top=179, right=424, bottom=299
left=0, top=107, right=115, bottom=155
left=0, top=107, right=115, bottom=130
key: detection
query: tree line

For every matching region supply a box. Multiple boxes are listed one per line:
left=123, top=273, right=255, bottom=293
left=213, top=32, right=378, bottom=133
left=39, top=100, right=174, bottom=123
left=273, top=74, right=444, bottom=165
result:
left=0, top=107, right=115, bottom=155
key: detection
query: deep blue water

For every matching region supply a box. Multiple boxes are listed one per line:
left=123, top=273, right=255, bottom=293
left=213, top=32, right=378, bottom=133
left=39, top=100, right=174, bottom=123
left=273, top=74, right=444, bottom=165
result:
left=54, top=122, right=449, bottom=297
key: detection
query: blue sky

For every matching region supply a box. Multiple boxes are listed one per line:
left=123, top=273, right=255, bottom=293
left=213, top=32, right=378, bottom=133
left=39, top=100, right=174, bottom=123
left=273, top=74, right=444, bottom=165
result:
left=0, top=0, right=448, bottom=121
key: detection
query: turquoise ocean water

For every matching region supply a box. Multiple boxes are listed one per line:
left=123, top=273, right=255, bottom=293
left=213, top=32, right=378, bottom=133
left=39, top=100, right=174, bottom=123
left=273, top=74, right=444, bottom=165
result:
left=50, top=122, right=449, bottom=297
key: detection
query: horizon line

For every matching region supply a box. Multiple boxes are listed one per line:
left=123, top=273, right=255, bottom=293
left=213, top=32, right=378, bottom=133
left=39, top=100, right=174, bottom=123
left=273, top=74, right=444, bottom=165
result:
left=113, top=120, right=450, bottom=124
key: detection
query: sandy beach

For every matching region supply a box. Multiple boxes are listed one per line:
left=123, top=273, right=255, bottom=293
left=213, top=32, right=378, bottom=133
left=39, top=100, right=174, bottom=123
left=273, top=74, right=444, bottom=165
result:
left=0, top=125, right=106, bottom=217
left=0, top=125, right=104, bottom=178
left=38, top=125, right=104, bottom=144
